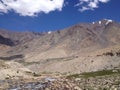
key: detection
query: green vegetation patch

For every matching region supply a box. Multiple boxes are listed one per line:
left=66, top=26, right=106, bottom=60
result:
left=0, top=54, right=24, bottom=61
left=67, top=69, right=120, bottom=79
left=81, top=69, right=120, bottom=78
left=67, top=73, right=80, bottom=79
left=17, top=56, right=78, bottom=66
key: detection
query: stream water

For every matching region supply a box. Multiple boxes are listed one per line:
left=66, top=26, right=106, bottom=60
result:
left=5, top=77, right=56, bottom=90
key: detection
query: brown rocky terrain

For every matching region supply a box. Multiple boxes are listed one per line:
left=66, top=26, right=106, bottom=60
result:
left=0, top=19, right=120, bottom=89
left=0, top=19, right=120, bottom=72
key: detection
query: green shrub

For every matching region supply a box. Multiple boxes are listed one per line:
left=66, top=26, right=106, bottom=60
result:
left=33, top=72, right=41, bottom=77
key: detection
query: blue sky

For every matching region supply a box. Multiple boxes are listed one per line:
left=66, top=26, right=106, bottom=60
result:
left=0, top=0, right=120, bottom=32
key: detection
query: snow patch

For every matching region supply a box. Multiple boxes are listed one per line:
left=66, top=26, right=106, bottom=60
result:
left=92, top=22, right=95, bottom=24
left=48, top=31, right=52, bottom=34
left=99, top=21, right=101, bottom=24
left=105, top=19, right=113, bottom=25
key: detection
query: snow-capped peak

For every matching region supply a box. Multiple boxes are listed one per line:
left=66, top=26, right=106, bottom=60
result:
left=92, top=19, right=113, bottom=26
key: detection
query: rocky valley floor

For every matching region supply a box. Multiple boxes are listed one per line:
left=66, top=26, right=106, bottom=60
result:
left=0, top=69, right=120, bottom=90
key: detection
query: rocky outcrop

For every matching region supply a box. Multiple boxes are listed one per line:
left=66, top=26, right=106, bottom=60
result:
left=0, top=35, right=14, bottom=46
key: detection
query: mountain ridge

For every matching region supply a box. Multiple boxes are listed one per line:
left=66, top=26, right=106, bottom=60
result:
left=0, top=19, right=120, bottom=74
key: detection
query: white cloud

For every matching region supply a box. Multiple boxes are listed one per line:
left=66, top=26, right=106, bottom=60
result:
left=0, top=0, right=65, bottom=16
left=79, top=6, right=89, bottom=12
left=0, top=2, right=8, bottom=13
left=99, top=0, right=110, bottom=3
left=75, top=0, right=110, bottom=12
left=89, top=1, right=98, bottom=8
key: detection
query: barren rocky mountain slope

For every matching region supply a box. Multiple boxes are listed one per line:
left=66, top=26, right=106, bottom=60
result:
left=0, top=19, right=120, bottom=76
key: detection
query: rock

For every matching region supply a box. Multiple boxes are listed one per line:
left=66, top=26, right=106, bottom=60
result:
left=45, top=77, right=56, bottom=82
left=75, top=78, right=81, bottom=81
left=112, top=70, right=118, bottom=72
left=45, top=88, right=50, bottom=90
left=74, top=86, right=82, bottom=90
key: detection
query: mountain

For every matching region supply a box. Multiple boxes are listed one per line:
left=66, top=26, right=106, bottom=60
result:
left=0, top=29, right=43, bottom=45
left=0, top=19, right=120, bottom=74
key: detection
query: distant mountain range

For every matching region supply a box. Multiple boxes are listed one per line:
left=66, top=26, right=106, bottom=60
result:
left=0, top=19, right=120, bottom=73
